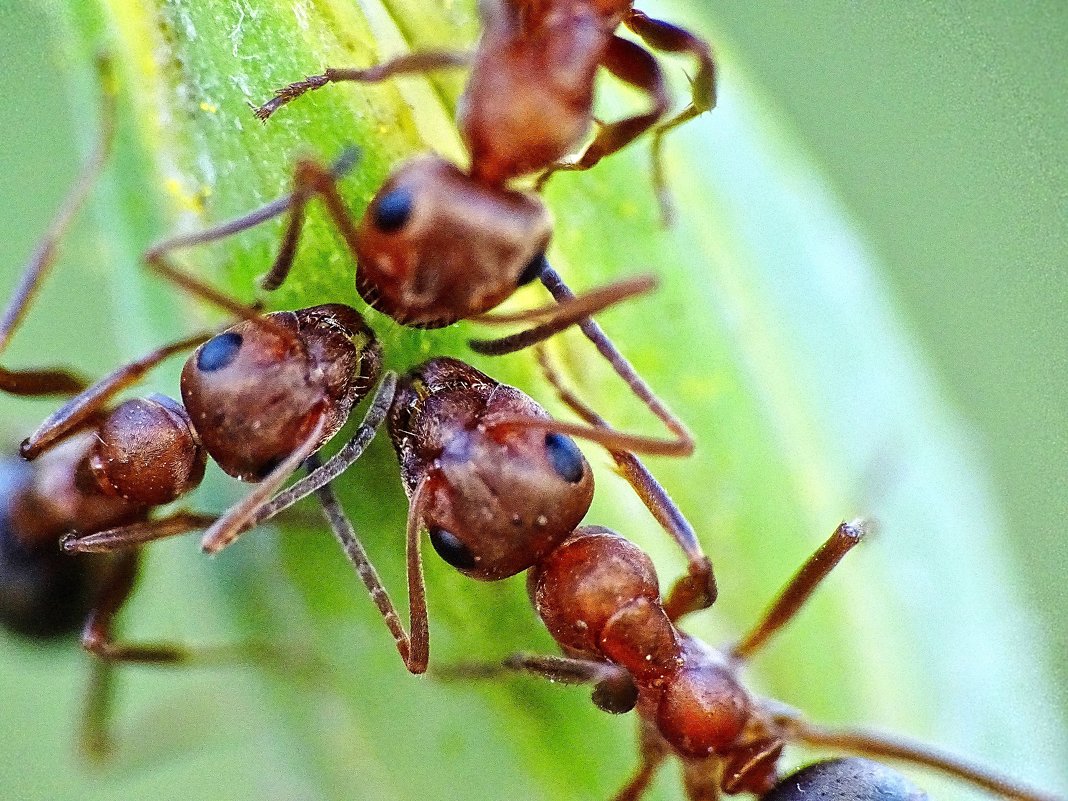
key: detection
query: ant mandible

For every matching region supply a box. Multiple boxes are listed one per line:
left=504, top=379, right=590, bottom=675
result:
left=254, top=0, right=715, bottom=217
left=453, top=517, right=1062, bottom=801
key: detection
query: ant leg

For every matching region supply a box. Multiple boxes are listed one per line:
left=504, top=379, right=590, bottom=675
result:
left=199, top=412, right=327, bottom=554
left=624, top=11, right=716, bottom=225
left=438, top=653, right=638, bottom=714
left=60, top=511, right=219, bottom=554
left=537, top=261, right=696, bottom=453
left=20, top=332, right=212, bottom=459
left=781, top=718, right=1062, bottom=801
left=313, top=470, right=429, bottom=674
left=80, top=657, right=117, bottom=759
left=144, top=147, right=359, bottom=305
left=534, top=36, right=669, bottom=193
left=0, top=55, right=118, bottom=397
left=82, top=549, right=253, bottom=664
left=252, top=51, right=470, bottom=121
left=257, top=156, right=365, bottom=293
left=468, top=274, right=657, bottom=355
left=613, top=719, right=673, bottom=801
left=730, top=520, right=869, bottom=661
left=533, top=344, right=716, bottom=612
left=249, top=372, right=397, bottom=525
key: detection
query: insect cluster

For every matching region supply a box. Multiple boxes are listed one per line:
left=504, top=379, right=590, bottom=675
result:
left=0, top=3, right=1061, bottom=800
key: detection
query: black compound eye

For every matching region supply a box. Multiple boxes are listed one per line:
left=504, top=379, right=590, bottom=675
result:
left=517, top=251, right=548, bottom=286
left=196, top=332, right=243, bottom=372
left=373, top=188, right=413, bottom=232
left=429, top=527, right=477, bottom=570
left=545, top=433, right=584, bottom=483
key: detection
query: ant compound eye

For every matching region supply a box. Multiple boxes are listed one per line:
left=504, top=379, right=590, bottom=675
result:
left=545, top=433, right=584, bottom=483
left=517, top=251, right=548, bottom=286
left=429, top=527, right=477, bottom=570
left=196, top=332, right=243, bottom=372
left=373, top=188, right=413, bottom=232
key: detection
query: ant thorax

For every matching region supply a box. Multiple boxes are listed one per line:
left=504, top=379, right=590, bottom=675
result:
left=388, top=357, right=593, bottom=580
left=180, top=304, right=381, bottom=481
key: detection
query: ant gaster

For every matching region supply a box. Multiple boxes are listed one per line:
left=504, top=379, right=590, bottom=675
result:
left=459, top=519, right=1062, bottom=801
left=254, top=0, right=716, bottom=217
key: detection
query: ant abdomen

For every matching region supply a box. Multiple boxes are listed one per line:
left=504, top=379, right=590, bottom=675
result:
left=762, top=758, right=930, bottom=801
left=88, top=395, right=206, bottom=506
left=180, top=304, right=381, bottom=480
left=356, top=157, right=551, bottom=327
left=0, top=457, right=112, bottom=639
left=459, top=7, right=601, bottom=184
left=388, top=357, right=593, bottom=580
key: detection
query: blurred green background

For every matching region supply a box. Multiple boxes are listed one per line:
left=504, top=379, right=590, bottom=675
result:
left=0, top=2, right=1064, bottom=800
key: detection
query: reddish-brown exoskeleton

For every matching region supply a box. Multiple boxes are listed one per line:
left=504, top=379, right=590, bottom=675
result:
left=254, top=0, right=715, bottom=216
left=37, top=304, right=395, bottom=557
left=456, top=521, right=1062, bottom=801
left=0, top=414, right=210, bottom=755
left=317, top=355, right=717, bottom=675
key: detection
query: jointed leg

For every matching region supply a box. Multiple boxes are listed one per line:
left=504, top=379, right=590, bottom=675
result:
left=437, top=652, right=638, bottom=714
left=20, top=332, right=212, bottom=459
left=249, top=372, right=397, bottom=525
left=613, top=718, right=673, bottom=801
left=200, top=412, right=328, bottom=554
left=60, top=511, right=219, bottom=554
left=143, top=147, right=359, bottom=304
left=731, top=520, right=868, bottom=661
left=624, top=11, right=716, bottom=224
left=313, top=468, right=428, bottom=674
left=468, top=274, right=657, bottom=355
left=0, top=55, right=119, bottom=396
left=82, top=549, right=242, bottom=664
left=533, top=343, right=716, bottom=611
left=252, top=51, right=470, bottom=121
left=535, top=36, right=669, bottom=195
left=538, top=262, right=695, bottom=453
left=79, top=658, right=116, bottom=759
left=781, top=717, right=1062, bottom=801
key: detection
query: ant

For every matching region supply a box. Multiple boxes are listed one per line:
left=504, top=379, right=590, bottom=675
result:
left=448, top=517, right=1062, bottom=801
left=60, top=345, right=714, bottom=676
left=253, top=0, right=715, bottom=218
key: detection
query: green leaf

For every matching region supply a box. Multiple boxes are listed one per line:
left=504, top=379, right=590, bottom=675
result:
left=0, top=2, right=1063, bottom=801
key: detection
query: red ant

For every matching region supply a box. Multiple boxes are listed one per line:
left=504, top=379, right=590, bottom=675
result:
left=253, top=0, right=715, bottom=218
left=447, top=518, right=1061, bottom=800
left=129, top=1, right=710, bottom=502
left=60, top=346, right=714, bottom=676
left=417, top=357, right=1062, bottom=801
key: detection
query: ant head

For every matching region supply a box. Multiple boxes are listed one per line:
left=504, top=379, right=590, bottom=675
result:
left=355, top=156, right=552, bottom=328
left=388, top=357, right=593, bottom=580
left=88, top=395, right=206, bottom=506
left=762, top=758, right=929, bottom=801
left=181, top=304, right=381, bottom=481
